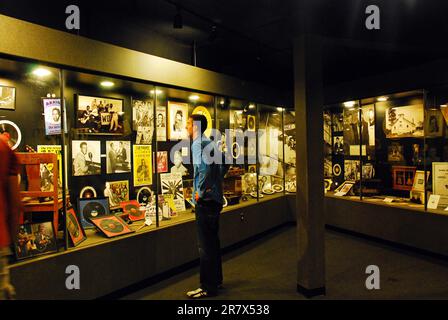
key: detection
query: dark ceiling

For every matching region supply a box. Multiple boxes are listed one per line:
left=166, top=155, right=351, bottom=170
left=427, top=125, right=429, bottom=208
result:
left=1, top=0, right=448, bottom=92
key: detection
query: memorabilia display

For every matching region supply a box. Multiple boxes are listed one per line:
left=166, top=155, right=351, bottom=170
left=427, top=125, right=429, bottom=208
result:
left=247, top=115, right=256, bottom=131
left=362, top=163, right=375, bottom=179
left=335, top=181, right=355, bottom=196
left=157, top=151, right=169, bottom=173
left=90, top=215, right=134, bottom=238
left=412, top=170, right=428, bottom=193
left=384, top=105, right=424, bottom=138
left=432, top=162, right=448, bottom=196
left=242, top=173, right=257, bottom=194
left=333, top=136, right=344, bottom=155
left=78, top=197, right=110, bottom=229
left=79, top=186, right=97, bottom=199
left=344, top=160, right=360, bottom=181
left=75, top=95, right=124, bottom=135
left=136, top=187, right=154, bottom=205
left=104, top=180, right=129, bottom=208
left=332, top=112, right=344, bottom=132
left=248, top=165, right=257, bottom=174
left=0, top=120, right=21, bottom=150
left=106, top=141, right=131, bottom=174
left=156, top=106, right=167, bottom=141
left=133, top=99, right=154, bottom=144
left=168, top=101, right=188, bottom=140
left=133, top=145, right=152, bottom=186
left=160, top=172, right=186, bottom=212
left=323, top=112, right=332, bottom=145
left=192, top=106, right=212, bottom=137
left=170, top=150, right=189, bottom=176
left=424, top=109, right=444, bottom=137
left=361, top=104, right=375, bottom=147
left=42, top=98, right=61, bottom=135
left=388, top=143, right=405, bottom=162
left=37, top=145, right=63, bottom=190
left=392, top=166, right=416, bottom=191
left=0, top=85, right=15, bottom=110
left=230, top=110, right=245, bottom=128
left=72, top=140, right=101, bottom=176
left=14, top=222, right=58, bottom=260
left=120, top=200, right=145, bottom=222
left=66, top=208, right=87, bottom=247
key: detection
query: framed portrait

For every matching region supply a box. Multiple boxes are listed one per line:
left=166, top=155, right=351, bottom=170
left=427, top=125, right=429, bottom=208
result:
left=384, top=105, right=424, bottom=138
left=156, top=106, right=167, bottom=141
left=14, top=222, right=58, bottom=260
left=170, top=149, right=189, bottom=176
left=132, top=98, right=154, bottom=144
left=361, top=104, right=375, bottom=147
left=425, top=109, right=444, bottom=137
left=247, top=115, right=256, bottom=131
left=160, top=172, right=185, bottom=212
left=335, top=181, right=355, bottom=196
left=0, top=85, right=16, bottom=110
left=71, top=140, right=101, bottom=176
left=37, top=145, right=63, bottom=189
left=66, top=208, right=87, bottom=247
left=362, top=163, right=375, bottom=179
left=106, top=140, right=131, bottom=174
left=90, top=215, right=134, bottom=238
left=333, top=136, right=344, bottom=155
left=104, top=180, right=129, bottom=208
left=332, top=113, right=344, bottom=132
left=344, top=160, right=360, bottom=181
left=168, top=101, right=188, bottom=140
left=133, top=145, right=152, bottom=186
left=42, top=98, right=61, bottom=135
left=432, top=162, right=448, bottom=196
left=230, top=110, right=246, bottom=129
left=120, top=200, right=145, bottom=222
left=392, top=166, right=416, bottom=191
left=0, top=120, right=22, bottom=150
left=79, top=186, right=97, bottom=199
left=157, top=151, right=168, bottom=173
left=192, top=106, right=213, bottom=137
left=75, top=94, right=124, bottom=135
left=136, top=186, right=154, bottom=205
left=78, top=197, right=110, bottom=229
left=388, top=143, right=404, bottom=162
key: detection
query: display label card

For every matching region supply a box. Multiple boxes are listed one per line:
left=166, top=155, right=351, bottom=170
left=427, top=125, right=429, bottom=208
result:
left=428, top=195, right=441, bottom=210
left=334, top=192, right=346, bottom=197
left=384, top=197, right=394, bottom=203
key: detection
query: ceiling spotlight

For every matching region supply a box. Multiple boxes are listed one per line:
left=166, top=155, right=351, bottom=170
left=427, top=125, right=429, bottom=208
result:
left=343, top=101, right=356, bottom=108
left=173, top=7, right=183, bottom=29
left=219, top=99, right=225, bottom=105
left=277, top=107, right=284, bottom=112
left=189, top=95, right=200, bottom=101
left=377, top=96, right=388, bottom=102
left=100, top=81, right=114, bottom=88
left=150, top=89, right=163, bottom=95
left=32, top=68, right=51, bottom=77
left=248, top=104, right=255, bottom=110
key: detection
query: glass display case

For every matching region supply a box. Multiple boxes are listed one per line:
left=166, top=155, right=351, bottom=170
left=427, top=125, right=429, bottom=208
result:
left=0, top=54, right=291, bottom=264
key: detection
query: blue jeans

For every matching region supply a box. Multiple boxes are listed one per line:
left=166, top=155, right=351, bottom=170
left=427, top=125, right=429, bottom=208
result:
left=195, top=200, right=223, bottom=294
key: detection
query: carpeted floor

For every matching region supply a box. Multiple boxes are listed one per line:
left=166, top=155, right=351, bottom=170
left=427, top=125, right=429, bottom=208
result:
left=121, top=226, right=448, bottom=300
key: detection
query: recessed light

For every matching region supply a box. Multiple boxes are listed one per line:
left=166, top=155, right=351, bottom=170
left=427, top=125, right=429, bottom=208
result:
left=220, top=100, right=225, bottom=105
left=189, top=95, right=200, bottom=101
left=277, top=107, right=284, bottom=112
left=32, top=68, right=51, bottom=77
left=344, top=101, right=356, bottom=108
left=100, top=81, right=114, bottom=88
left=377, top=96, right=388, bottom=102
left=150, top=89, right=163, bottom=95
left=248, top=104, right=255, bottom=110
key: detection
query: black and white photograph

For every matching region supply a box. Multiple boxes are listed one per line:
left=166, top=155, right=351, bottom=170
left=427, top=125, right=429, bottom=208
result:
left=0, top=85, right=15, bottom=110
left=14, top=222, right=58, bottom=260
left=344, top=160, right=360, bottom=181
left=106, top=141, right=131, bottom=174
left=168, top=101, right=188, bottom=140
left=75, top=95, right=124, bottom=135
left=332, top=112, right=344, bottom=132
left=388, top=143, right=405, bottom=162
left=71, top=140, right=101, bottom=176
left=156, top=106, right=167, bottom=141
left=43, top=98, right=61, bottom=135
left=133, top=99, right=154, bottom=144
left=333, top=136, right=344, bottom=155
left=425, top=109, right=444, bottom=137
left=170, top=150, right=189, bottom=176
left=384, top=105, right=424, bottom=138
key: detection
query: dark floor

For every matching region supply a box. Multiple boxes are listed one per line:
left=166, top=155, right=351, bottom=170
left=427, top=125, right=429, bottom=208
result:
left=122, top=226, right=448, bottom=300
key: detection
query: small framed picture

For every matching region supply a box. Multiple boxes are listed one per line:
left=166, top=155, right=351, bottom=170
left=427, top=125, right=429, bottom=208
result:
left=168, top=101, right=189, bottom=140
left=392, top=166, right=417, bottom=191
left=120, top=200, right=145, bottom=222
left=247, top=115, right=256, bottom=131
left=90, top=215, right=134, bottom=238
left=0, top=85, right=16, bottom=110
left=78, top=197, right=110, bottom=229
left=14, top=222, right=58, bottom=260
left=66, top=208, right=87, bottom=247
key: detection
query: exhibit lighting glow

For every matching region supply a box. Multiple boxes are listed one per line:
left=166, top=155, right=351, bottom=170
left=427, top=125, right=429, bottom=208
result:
left=100, top=81, right=114, bottom=88
left=277, top=107, right=284, bottom=112
left=441, top=104, right=448, bottom=108
left=150, top=89, right=163, bottom=95
left=343, top=101, right=356, bottom=108
left=220, top=100, right=225, bottom=105
left=32, top=68, right=51, bottom=77
left=377, top=96, right=388, bottom=102
left=249, top=104, right=255, bottom=109
left=189, top=95, right=200, bottom=101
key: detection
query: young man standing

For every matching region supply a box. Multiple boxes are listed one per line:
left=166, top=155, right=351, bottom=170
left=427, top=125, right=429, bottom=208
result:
left=186, top=114, right=227, bottom=299
left=0, top=135, right=21, bottom=300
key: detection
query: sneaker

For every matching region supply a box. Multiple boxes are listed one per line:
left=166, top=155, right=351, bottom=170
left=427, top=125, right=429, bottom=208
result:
left=186, top=288, right=216, bottom=299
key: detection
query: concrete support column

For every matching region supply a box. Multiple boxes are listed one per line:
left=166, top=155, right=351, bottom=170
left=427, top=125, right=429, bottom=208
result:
left=294, top=34, right=326, bottom=298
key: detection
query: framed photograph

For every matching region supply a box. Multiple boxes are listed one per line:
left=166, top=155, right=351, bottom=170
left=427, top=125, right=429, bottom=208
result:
left=361, top=104, right=375, bottom=147
left=0, top=120, right=22, bottom=150
left=170, top=149, right=189, bottom=176
left=90, top=215, right=134, bottom=238
left=38, top=145, right=64, bottom=189
left=192, top=106, right=213, bottom=137
left=133, top=145, right=152, bottom=186
left=388, top=143, right=404, bottom=162
left=160, top=172, right=185, bottom=212
left=384, top=105, right=424, bottom=138
left=0, top=85, right=16, bottom=110
left=412, top=170, right=429, bottom=193
left=344, top=160, right=360, bottom=181
left=335, top=181, right=355, bottom=196
left=78, top=197, right=110, bottom=229
left=136, top=186, right=154, bottom=205
left=168, top=101, right=188, bottom=140
left=156, top=106, right=167, bottom=141
left=157, top=151, right=168, bottom=173
left=333, top=136, right=344, bottom=155
left=14, top=222, right=58, bottom=260
left=120, top=200, right=145, bottom=221
left=230, top=110, right=245, bottom=128
left=425, top=109, right=444, bottom=137
left=247, top=115, right=256, bottom=131
left=104, top=180, right=129, bottom=208
left=132, top=99, right=154, bottom=144
left=79, top=186, right=97, bottom=199
left=66, top=208, right=87, bottom=247
left=362, top=163, right=375, bottom=179
left=72, top=140, right=101, bottom=176
left=106, top=140, right=131, bottom=174
left=392, top=166, right=416, bottom=191
left=432, top=162, right=448, bottom=196
left=42, top=98, right=62, bottom=135
left=75, top=94, right=124, bottom=135
left=332, top=113, right=344, bottom=132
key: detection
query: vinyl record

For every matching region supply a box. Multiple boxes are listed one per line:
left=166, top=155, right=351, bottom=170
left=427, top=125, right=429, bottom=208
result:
left=262, top=188, right=275, bottom=195
left=83, top=201, right=106, bottom=220
left=0, top=120, right=21, bottom=150
left=99, top=219, right=124, bottom=234
left=272, top=184, right=284, bottom=193
left=125, top=203, right=144, bottom=220
left=333, top=164, right=342, bottom=177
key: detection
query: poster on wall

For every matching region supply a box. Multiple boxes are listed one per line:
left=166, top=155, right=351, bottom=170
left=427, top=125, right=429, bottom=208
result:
left=160, top=172, right=185, bottom=212
left=76, top=95, right=124, bottom=135
left=168, top=101, right=188, bottom=140
left=37, top=145, right=63, bottom=189
left=71, top=140, right=101, bottom=176
left=424, top=109, right=444, bottom=137
left=157, top=151, right=168, bottom=173
left=384, top=105, right=424, bottom=138
left=361, top=104, right=375, bottom=147
left=156, top=106, right=167, bottom=141
left=106, top=141, right=131, bottom=174
left=104, top=180, right=129, bottom=208
left=133, top=145, right=152, bottom=187
left=43, top=98, right=61, bottom=135
left=0, top=85, right=15, bottom=110
left=344, top=160, right=360, bottom=181
left=133, top=99, right=154, bottom=144
left=230, top=110, right=246, bottom=129
left=432, top=162, right=448, bottom=196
